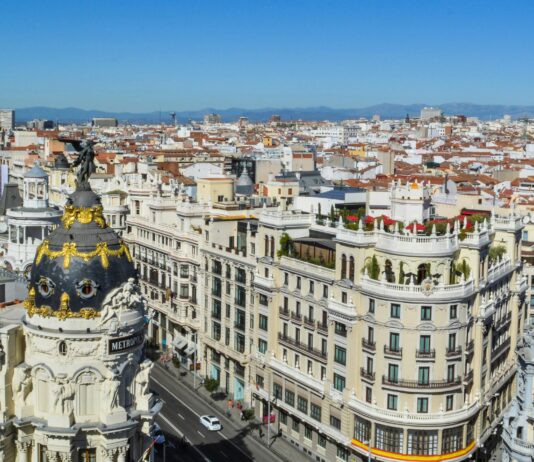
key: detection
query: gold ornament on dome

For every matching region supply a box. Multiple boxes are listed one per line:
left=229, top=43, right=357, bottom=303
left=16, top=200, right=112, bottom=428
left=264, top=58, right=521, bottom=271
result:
left=35, top=240, right=132, bottom=269
left=23, top=287, right=100, bottom=321
left=62, top=205, right=107, bottom=229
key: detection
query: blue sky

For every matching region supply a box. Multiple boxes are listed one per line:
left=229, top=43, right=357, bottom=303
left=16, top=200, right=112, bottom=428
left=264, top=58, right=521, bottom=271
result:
left=1, top=0, right=533, bottom=111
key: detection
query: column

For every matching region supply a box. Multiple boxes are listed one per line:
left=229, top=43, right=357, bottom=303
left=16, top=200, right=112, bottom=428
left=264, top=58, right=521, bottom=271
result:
left=16, top=226, right=20, bottom=245
left=100, top=448, right=115, bottom=462
left=15, top=441, right=31, bottom=462
left=117, top=446, right=128, bottom=462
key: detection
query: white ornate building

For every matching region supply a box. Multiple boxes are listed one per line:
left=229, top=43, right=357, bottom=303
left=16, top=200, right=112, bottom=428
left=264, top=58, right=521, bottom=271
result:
left=503, top=328, right=534, bottom=461
left=0, top=174, right=159, bottom=462
left=3, top=164, right=62, bottom=272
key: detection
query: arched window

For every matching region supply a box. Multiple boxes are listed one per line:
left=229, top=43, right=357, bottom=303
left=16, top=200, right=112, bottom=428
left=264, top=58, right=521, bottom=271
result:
left=270, top=236, right=275, bottom=259
left=417, top=263, right=428, bottom=284
left=349, top=256, right=355, bottom=281
left=341, top=254, right=347, bottom=279
left=120, top=366, right=136, bottom=408
left=58, top=341, right=67, bottom=356
left=264, top=235, right=269, bottom=257
left=385, top=260, right=395, bottom=283
left=76, top=372, right=97, bottom=417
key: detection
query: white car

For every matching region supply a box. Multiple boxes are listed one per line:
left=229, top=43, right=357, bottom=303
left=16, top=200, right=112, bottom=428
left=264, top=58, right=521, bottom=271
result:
left=199, top=415, right=222, bottom=431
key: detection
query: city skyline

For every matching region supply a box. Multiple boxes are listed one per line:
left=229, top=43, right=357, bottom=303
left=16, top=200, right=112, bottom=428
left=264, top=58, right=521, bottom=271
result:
left=1, top=0, right=533, bottom=111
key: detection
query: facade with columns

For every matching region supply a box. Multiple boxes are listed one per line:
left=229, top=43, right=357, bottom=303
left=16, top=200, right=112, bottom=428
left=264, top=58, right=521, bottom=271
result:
left=3, top=164, right=62, bottom=272
left=2, top=179, right=159, bottom=462
left=502, top=327, right=534, bottom=461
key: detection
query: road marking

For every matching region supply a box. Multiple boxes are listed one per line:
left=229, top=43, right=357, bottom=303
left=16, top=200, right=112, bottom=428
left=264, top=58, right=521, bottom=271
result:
left=197, top=430, right=206, bottom=438
left=154, top=368, right=284, bottom=462
left=178, top=413, right=185, bottom=420
left=158, top=413, right=211, bottom=462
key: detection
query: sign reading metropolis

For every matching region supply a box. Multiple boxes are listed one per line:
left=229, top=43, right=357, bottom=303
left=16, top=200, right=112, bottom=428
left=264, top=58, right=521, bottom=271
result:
left=109, top=332, right=145, bottom=354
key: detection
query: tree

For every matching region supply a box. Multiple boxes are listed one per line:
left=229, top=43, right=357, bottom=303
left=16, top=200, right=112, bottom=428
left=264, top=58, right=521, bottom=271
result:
left=203, top=378, right=219, bottom=394
left=278, top=233, right=294, bottom=258
left=489, top=245, right=507, bottom=264
left=364, top=256, right=380, bottom=280
left=399, top=261, right=405, bottom=284
left=329, top=205, right=336, bottom=222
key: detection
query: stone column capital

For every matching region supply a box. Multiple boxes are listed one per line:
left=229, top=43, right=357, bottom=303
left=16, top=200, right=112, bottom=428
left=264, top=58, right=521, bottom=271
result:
left=15, top=441, right=32, bottom=453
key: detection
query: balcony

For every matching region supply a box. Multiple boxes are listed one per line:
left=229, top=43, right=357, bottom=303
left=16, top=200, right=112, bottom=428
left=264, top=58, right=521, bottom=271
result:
left=416, top=349, right=436, bottom=360
left=384, top=345, right=402, bottom=358
left=360, top=275, right=475, bottom=303
left=491, top=337, right=511, bottom=362
left=291, top=311, right=303, bottom=325
left=466, top=340, right=474, bottom=355
left=362, top=338, right=376, bottom=352
left=316, top=321, right=328, bottom=334
left=254, top=273, right=275, bottom=290
left=278, top=333, right=328, bottom=363
left=303, top=316, right=315, bottom=329
left=382, top=375, right=462, bottom=390
left=360, top=368, right=375, bottom=382
left=279, top=307, right=290, bottom=319
left=234, top=322, right=246, bottom=332
left=446, top=346, right=462, bottom=358
left=464, top=369, right=474, bottom=385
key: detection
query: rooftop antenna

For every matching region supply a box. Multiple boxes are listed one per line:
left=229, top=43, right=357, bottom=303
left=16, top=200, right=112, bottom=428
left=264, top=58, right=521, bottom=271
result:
left=170, top=112, right=177, bottom=126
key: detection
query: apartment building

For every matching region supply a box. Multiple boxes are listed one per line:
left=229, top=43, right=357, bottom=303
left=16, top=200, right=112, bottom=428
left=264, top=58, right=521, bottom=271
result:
left=250, top=207, right=526, bottom=462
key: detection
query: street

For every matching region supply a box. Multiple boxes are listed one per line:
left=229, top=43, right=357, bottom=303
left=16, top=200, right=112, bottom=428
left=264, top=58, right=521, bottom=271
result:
left=150, top=364, right=288, bottom=462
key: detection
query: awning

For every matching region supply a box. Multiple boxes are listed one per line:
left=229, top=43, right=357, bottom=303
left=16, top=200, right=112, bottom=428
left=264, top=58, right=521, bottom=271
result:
left=184, top=343, right=197, bottom=356
left=173, top=336, right=188, bottom=350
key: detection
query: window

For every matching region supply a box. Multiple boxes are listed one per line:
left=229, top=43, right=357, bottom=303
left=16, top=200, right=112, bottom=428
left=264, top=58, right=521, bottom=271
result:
left=323, top=285, right=328, bottom=298
left=365, top=387, right=372, bottom=403
left=449, top=304, right=458, bottom=319
left=304, top=425, right=312, bottom=440
left=309, top=281, right=314, bottom=294
left=297, top=396, right=308, bottom=414
left=354, top=417, right=371, bottom=442
left=259, top=314, right=268, bottom=330
left=321, top=339, right=328, bottom=356
left=284, top=273, right=289, bottom=285
left=211, top=321, right=221, bottom=340
left=335, top=322, right=347, bottom=337
left=292, top=418, right=300, bottom=432
left=341, top=291, right=347, bottom=304
left=78, top=449, right=96, bottom=462
left=442, top=427, right=463, bottom=453
left=446, top=395, right=454, bottom=411
left=226, top=303, right=231, bottom=318
left=417, top=397, right=429, bottom=413
left=311, top=403, right=322, bottom=421
left=389, top=332, right=400, bottom=351
left=447, top=365, right=455, bottom=382
left=421, top=306, right=432, bottom=320
left=366, top=357, right=374, bottom=374
left=375, top=425, right=403, bottom=453
left=58, top=341, right=67, bottom=356
left=259, top=294, right=268, bottom=306
left=448, top=333, right=456, bottom=351
left=390, top=303, right=400, bottom=319
left=279, top=409, right=287, bottom=424
left=337, top=446, right=349, bottom=461
left=419, top=335, right=431, bottom=352
left=330, top=415, right=341, bottom=430
left=296, top=277, right=301, bottom=289
left=285, top=390, right=295, bottom=407
left=234, top=333, right=245, bottom=353
left=225, top=327, right=230, bottom=345
left=418, top=367, right=430, bottom=385
left=388, top=364, right=399, bottom=383
left=273, top=384, right=283, bottom=399
left=256, top=375, right=264, bottom=389
left=408, top=430, right=438, bottom=455
left=334, top=346, right=347, bottom=365
left=369, top=298, right=375, bottom=313
left=368, top=326, right=374, bottom=343
left=236, top=268, right=246, bottom=284
left=318, top=434, right=326, bottom=448
left=333, top=373, right=345, bottom=391
left=258, top=339, right=267, bottom=354
left=387, top=394, right=398, bottom=410
left=235, top=286, right=246, bottom=307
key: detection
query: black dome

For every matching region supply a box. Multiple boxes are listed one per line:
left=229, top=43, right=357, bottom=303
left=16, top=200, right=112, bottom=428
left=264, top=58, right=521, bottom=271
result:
left=27, top=188, right=136, bottom=319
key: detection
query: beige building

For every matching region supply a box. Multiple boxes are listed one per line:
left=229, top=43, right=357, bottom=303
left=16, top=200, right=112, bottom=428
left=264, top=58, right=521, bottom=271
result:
left=196, top=176, right=235, bottom=205
left=249, top=207, right=525, bottom=462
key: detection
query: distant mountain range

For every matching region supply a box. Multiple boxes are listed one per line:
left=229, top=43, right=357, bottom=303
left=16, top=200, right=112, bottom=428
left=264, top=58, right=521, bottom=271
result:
left=14, top=103, right=534, bottom=124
